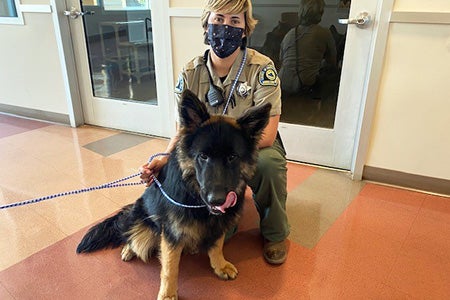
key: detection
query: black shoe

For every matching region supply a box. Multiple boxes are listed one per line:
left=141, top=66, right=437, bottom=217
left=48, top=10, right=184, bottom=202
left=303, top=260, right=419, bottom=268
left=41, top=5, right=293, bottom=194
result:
left=263, top=239, right=288, bottom=265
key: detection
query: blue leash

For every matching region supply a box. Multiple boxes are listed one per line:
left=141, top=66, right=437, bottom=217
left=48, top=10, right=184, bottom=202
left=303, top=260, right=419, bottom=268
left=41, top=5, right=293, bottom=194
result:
left=151, top=175, right=205, bottom=209
left=0, top=175, right=143, bottom=210
left=0, top=152, right=205, bottom=210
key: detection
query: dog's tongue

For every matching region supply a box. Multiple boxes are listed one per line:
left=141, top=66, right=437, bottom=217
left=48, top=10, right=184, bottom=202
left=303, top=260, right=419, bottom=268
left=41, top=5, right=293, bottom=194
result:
left=213, top=191, right=237, bottom=213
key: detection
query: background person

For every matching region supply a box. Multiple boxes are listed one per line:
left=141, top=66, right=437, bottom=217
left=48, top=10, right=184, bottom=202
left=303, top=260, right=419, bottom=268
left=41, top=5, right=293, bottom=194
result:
left=278, top=0, right=337, bottom=97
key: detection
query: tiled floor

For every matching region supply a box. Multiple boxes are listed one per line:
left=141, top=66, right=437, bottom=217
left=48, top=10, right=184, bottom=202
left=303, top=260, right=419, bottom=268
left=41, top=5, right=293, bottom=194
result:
left=0, top=114, right=449, bottom=299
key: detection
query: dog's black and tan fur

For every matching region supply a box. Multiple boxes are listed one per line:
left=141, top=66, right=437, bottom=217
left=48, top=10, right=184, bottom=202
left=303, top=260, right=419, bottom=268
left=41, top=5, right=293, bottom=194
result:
left=76, top=90, right=271, bottom=300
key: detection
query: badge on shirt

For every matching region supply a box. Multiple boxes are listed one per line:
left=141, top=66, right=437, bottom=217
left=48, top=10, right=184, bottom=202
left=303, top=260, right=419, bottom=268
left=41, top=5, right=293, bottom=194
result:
left=237, top=82, right=251, bottom=98
left=259, top=65, right=278, bottom=86
left=175, top=74, right=184, bottom=94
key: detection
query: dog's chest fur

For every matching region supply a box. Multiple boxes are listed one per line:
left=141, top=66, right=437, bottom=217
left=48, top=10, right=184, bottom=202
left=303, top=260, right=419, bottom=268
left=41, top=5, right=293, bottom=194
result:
left=154, top=201, right=242, bottom=252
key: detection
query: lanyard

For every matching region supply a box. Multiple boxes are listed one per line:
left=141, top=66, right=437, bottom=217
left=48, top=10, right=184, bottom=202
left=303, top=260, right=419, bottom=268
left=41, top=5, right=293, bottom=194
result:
left=203, top=49, right=248, bottom=115
left=222, top=49, right=247, bottom=115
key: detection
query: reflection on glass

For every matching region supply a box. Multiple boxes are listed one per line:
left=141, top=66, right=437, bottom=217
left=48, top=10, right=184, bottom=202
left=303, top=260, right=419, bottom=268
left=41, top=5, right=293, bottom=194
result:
left=81, top=0, right=157, bottom=104
left=251, top=0, right=350, bottom=128
left=0, top=0, right=18, bottom=17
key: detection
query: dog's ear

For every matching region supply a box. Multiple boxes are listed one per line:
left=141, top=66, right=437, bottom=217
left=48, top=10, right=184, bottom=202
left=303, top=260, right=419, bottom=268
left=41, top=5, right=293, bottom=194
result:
left=237, top=103, right=271, bottom=140
left=179, top=89, right=210, bottom=130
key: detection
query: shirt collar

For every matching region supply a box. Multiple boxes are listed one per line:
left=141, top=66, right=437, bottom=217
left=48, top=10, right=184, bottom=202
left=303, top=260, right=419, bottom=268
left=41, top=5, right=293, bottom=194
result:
left=203, top=49, right=247, bottom=87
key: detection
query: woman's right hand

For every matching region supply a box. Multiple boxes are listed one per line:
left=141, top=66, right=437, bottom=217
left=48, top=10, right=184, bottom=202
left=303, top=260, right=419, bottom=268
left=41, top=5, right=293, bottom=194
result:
left=139, top=155, right=169, bottom=186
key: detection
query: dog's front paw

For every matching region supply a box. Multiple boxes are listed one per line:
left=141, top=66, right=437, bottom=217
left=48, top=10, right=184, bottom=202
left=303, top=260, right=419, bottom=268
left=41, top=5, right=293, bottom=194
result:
left=157, top=292, right=177, bottom=300
left=158, top=281, right=178, bottom=300
left=213, top=261, right=238, bottom=280
left=121, top=244, right=136, bottom=261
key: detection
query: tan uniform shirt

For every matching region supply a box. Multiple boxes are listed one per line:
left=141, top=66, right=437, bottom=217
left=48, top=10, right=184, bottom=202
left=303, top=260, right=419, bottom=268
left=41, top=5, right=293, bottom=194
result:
left=174, top=48, right=281, bottom=120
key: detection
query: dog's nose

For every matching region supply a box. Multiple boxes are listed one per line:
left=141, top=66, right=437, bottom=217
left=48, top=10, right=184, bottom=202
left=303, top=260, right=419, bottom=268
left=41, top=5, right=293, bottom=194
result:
left=208, top=191, right=237, bottom=214
left=207, top=193, right=226, bottom=207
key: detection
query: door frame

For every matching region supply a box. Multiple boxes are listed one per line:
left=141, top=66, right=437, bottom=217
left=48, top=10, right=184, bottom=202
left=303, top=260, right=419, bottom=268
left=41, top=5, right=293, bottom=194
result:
left=51, top=0, right=84, bottom=127
left=350, top=0, right=394, bottom=179
left=52, top=0, right=394, bottom=180
left=52, top=0, right=177, bottom=137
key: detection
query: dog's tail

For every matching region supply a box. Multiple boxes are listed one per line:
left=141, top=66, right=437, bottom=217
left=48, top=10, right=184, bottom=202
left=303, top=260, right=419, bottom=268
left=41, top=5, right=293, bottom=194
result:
left=76, top=204, right=133, bottom=254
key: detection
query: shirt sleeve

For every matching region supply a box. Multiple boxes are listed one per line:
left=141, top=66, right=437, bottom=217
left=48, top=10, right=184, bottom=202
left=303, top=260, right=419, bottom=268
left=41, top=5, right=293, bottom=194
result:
left=253, top=63, right=282, bottom=116
left=174, top=70, right=188, bottom=123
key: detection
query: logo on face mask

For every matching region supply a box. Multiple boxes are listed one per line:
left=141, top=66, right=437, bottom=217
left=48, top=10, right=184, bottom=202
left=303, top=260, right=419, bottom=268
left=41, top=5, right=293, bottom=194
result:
left=207, top=24, right=244, bottom=59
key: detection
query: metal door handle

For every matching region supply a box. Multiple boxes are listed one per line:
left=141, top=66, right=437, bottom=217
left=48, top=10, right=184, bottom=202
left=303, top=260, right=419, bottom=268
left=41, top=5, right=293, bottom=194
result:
left=64, top=7, right=95, bottom=19
left=339, top=12, right=370, bottom=28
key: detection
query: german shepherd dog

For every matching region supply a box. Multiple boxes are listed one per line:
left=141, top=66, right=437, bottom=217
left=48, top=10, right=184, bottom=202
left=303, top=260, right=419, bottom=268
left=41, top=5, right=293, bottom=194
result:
left=76, top=90, right=271, bottom=299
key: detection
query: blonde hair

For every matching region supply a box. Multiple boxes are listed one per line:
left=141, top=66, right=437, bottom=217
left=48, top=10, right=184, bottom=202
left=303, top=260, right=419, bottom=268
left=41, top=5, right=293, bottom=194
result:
left=200, top=0, right=258, bottom=37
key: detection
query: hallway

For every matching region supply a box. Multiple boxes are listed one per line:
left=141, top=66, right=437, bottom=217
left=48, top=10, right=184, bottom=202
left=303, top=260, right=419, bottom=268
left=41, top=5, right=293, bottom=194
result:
left=0, top=114, right=449, bottom=299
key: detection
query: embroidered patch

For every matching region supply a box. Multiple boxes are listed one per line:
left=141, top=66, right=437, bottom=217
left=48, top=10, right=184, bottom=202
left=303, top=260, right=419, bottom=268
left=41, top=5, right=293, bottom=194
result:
left=259, top=65, right=278, bottom=86
left=174, top=74, right=184, bottom=94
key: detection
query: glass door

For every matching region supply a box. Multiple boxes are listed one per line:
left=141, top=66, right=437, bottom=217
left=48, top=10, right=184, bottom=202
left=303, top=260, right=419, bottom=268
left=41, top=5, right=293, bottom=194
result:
left=65, top=0, right=173, bottom=137
left=250, top=0, right=379, bottom=170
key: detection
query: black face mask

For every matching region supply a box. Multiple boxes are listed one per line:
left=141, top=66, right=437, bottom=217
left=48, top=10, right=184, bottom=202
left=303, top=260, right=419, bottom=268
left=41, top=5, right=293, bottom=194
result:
left=207, top=24, right=244, bottom=59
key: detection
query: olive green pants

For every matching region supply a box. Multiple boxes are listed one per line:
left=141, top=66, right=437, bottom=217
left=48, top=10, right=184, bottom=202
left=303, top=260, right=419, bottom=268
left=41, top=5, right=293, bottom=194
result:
left=248, top=137, right=290, bottom=242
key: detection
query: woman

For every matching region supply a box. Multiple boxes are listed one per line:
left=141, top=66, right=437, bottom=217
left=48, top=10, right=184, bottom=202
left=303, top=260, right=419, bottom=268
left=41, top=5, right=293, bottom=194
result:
left=140, top=0, right=289, bottom=265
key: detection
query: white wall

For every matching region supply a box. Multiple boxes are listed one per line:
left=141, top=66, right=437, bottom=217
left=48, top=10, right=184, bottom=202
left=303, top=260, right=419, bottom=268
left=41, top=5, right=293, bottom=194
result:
left=393, top=0, right=450, bottom=12
left=0, top=4, right=68, bottom=118
left=365, top=3, right=450, bottom=180
left=170, top=15, right=206, bottom=82
left=169, top=0, right=204, bottom=82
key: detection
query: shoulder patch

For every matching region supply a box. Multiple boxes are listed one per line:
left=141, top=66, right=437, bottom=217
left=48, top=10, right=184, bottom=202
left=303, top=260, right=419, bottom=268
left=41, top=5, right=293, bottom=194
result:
left=174, top=74, right=184, bottom=94
left=259, top=65, right=278, bottom=87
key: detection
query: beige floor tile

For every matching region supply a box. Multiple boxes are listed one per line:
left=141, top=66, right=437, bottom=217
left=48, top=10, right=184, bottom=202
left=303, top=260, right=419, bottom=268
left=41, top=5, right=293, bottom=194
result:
left=287, top=168, right=365, bottom=248
left=4, top=143, right=101, bottom=183
left=0, top=138, right=25, bottom=158
left=40, top=124, right=119, bottom=145
left=0, top=206, right=66, bottom=271
left=1, top=157, right=90, bottom=203
left=31, top=191, right=121, bottom=236
left=36, top=146, right=104, bottom=173
left=2, top=129, right=74, bottom=154
left=59, top=156, right=134, bottom=185
left=55, top=155, right=146, bottom=205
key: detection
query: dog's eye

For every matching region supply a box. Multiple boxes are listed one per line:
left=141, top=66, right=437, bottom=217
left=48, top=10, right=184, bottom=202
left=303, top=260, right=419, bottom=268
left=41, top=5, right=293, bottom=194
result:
left=199, top=153, right=208, bottom=161
left=228, top=154, right=238, bottom=163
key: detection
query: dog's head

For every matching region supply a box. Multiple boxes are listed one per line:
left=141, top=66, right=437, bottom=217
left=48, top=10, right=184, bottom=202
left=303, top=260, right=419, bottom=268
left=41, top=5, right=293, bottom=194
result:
left=177, top=90, right=271, bottom=215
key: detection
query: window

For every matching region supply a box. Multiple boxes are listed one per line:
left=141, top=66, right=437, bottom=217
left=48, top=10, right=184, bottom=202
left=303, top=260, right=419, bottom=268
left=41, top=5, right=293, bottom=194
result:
left=0, top=0, right=23, bottom=24
left=83, top=0, right=99, bottom=5
left=103, top=0, right=149, bottom=11
left=0, top=0, right=17, bottom=17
